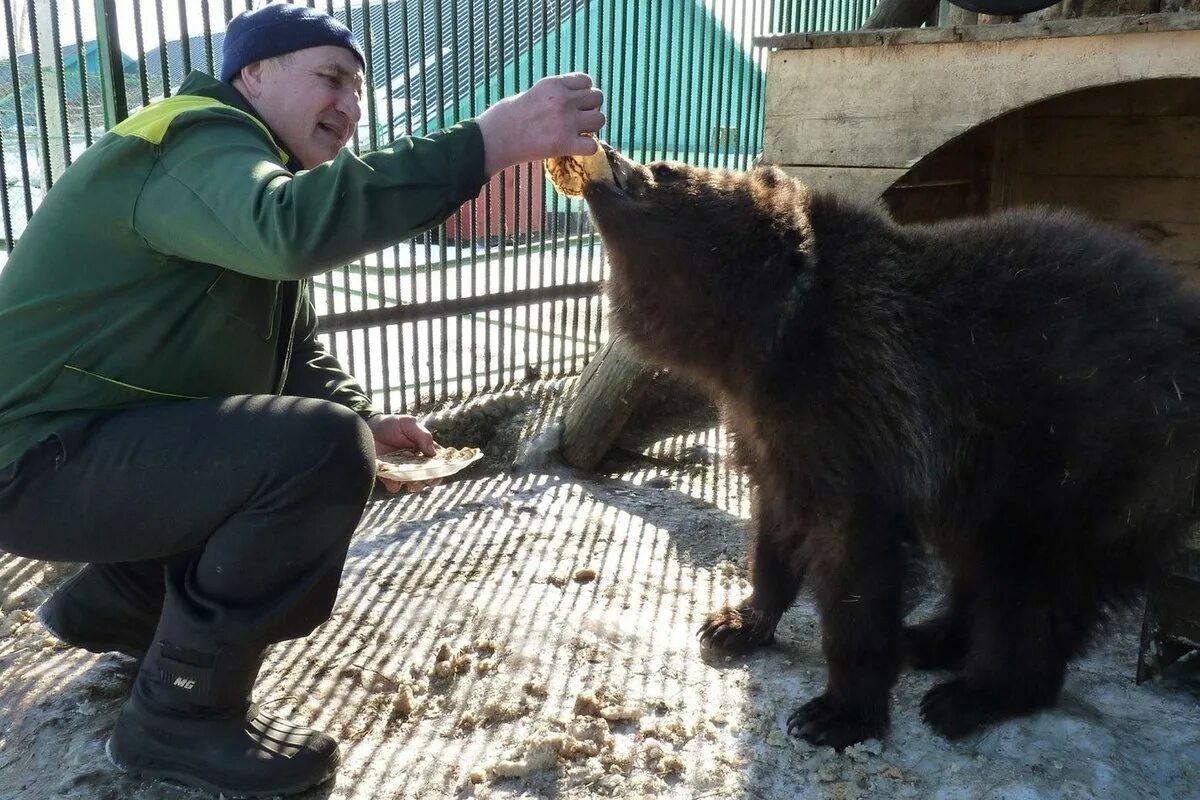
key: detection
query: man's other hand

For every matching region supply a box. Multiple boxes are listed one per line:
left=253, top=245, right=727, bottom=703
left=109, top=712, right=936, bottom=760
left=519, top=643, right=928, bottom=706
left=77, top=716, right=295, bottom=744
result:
left=367, top=414, right=441, bottom=494
left=476, top=73, right=606, bottom=176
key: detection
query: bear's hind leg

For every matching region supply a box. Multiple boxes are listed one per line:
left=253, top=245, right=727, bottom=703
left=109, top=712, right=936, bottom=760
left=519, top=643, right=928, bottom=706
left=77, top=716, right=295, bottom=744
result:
left=920, top=579, right=1098, bottom=739
left=700, top=506, right=804, bottom=653
left=904, top=577, right=973, bottom=671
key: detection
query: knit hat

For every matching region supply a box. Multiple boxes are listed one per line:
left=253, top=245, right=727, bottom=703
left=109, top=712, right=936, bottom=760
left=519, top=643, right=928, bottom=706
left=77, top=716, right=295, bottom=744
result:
left=220, top=3, right=365, bottom=83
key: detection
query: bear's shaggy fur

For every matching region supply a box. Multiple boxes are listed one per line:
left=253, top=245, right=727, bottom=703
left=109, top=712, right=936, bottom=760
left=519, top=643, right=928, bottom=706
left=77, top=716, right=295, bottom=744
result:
left=583, top=151, right=1200, bottom=749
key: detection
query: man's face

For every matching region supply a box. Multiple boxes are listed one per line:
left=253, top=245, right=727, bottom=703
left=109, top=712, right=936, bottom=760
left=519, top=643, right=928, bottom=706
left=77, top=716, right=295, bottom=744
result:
left=237, top=45, right=364, bottom=169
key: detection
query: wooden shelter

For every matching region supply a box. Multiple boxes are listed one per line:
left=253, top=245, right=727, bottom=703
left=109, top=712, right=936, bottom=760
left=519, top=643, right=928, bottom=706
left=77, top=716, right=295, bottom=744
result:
left=757, top=12, right=1200, bottom=277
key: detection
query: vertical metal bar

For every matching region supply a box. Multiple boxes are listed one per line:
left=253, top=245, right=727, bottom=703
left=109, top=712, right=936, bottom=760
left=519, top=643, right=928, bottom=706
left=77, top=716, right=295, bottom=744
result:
left=176, top=0, right=191, bottom=76
left=448, top=0, right=464, bottom=402
left=734, top=0, right=749, bottom=169
left=627, top=0, right=639, bottom=163
left=401, top=0, right=421, bottom=404
left=703, top=0, right=718, bottom=168
left=465, top=0, right=479, bottom=401
left=200, top=0, right=215, bottom=77
left=503, top=0, right=518, bottom=386
left=520, top=0, right=534, bottom=381
left=154, top=0, right=170, bottom=98
left=639, top=0, right=654, bottom=163
left=6, top=0, right=32, bottom=224
left=0, top=3, right=11, bottom=248
left=69, top=0, right=93, bottom=145
left=93, top=0, right=128, bottom=123
left=736, top=0, right=756, bottom=170
left=688, top=0, right=703, bottom=166
left=25, top=0, right=52, bottom=190
left=382, top=0, right=404, bottom=411
left=579, top=0, right=596, bottom=366
left=547, top=0, right=559, bottom=376
left=563, top=0, right=576, bottom=375
left=494, top=0, right=508, bottom=390
left=654, top=0, right=669, bottom=162
left=395, top=0, right=413, bottom=412
left=47, top=0, right=72, bottom=169
left=360, top=0, right=383, bottom=411
left=720, top=0, right=735, bottom=168
left=0, top=122, right=10, bottom=250
left=569, top=0, right=587, bottom=373
left=719, top=0, right=735, bottom=168
left=130, top=0, right=150, bottom=107
left=398, top=0, right=417, bottom=412
left=416, top=0, right=435, bottom=405
left=433, top=0, right=450, bottom=402
left=348, top=4, right=369, bottom=401
left=671, top=0, right=685, bottom=162
left=374, top=1, right=396, bottom=414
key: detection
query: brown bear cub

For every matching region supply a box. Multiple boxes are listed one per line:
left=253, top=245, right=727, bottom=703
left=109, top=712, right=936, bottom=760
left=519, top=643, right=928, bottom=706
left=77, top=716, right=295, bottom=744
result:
left=583, top=147, right=1200, bottom=749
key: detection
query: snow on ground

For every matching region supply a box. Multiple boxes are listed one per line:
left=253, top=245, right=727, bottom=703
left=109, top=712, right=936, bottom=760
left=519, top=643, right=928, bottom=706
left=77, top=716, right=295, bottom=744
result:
left=2, top=381, right=1200, bottom=800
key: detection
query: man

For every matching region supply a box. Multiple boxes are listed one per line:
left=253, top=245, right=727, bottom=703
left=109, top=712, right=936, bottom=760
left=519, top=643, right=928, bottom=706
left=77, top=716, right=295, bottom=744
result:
left=0, top=3, right=604, bottom=797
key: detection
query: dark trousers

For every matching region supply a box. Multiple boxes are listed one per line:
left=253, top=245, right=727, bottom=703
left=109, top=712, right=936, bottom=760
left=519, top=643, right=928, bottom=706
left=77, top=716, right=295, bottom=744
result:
left=0, top=395, right=376, bottom=649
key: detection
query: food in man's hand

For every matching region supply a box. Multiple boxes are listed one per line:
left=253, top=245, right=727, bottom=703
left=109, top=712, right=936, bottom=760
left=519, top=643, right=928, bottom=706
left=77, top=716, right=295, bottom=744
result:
left=545, top=134, right=614, bottom=197
left=376, top=446, right=483, bottom=483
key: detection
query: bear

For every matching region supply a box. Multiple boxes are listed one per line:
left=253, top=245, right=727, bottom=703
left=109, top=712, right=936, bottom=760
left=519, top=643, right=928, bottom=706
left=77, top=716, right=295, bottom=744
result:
left=581, top=146, right=1200, bottom=749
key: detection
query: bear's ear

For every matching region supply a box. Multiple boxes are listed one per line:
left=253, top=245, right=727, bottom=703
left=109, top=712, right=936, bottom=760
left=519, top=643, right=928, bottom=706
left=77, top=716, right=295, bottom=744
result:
left=751, top=163, right=789, bottom=190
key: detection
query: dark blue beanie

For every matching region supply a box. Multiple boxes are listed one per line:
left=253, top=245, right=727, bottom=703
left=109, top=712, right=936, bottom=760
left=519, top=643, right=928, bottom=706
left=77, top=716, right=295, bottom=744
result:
left=220, top=3, right=365, bottom=83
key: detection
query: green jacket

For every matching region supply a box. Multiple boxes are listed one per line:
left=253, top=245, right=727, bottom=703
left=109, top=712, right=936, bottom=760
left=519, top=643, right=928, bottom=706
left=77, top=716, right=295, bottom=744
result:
left=0, top=72, right=486, bottom=469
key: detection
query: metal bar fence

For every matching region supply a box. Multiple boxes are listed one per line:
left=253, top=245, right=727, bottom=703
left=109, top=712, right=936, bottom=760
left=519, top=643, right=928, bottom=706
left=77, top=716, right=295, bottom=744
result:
left=0, top=0, right=876, bottom=409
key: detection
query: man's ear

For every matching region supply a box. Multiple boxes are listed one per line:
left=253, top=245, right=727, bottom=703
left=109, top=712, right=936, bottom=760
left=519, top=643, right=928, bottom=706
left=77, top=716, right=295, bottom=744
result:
left=236, top=59, right=268, bottom=99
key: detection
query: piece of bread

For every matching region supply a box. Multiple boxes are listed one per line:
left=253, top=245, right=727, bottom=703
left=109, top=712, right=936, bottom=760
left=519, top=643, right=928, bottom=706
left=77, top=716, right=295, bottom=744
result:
left=545, top=134, right=614, bottom=197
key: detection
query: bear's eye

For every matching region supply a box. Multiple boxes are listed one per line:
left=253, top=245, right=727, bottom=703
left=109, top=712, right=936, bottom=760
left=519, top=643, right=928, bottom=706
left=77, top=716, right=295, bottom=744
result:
left=651, top=164, right=684, bottom=184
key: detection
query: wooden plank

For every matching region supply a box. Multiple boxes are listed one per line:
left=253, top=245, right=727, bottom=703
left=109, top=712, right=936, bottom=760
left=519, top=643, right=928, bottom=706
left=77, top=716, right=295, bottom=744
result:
left=755, top=10, right=1200, bottom=50
left=1020, top=115, right=1200, bottom=177
left=764, top=114, right=979, bottom=170
left=1010, top=174, right=1200, bottom=224
left=763, top=30, right=1200, bottom=169
left=779, top=165, right=908, bottom=204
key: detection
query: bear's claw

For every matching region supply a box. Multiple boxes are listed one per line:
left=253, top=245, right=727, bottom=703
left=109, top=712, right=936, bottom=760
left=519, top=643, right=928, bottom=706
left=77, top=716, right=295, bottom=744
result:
left=787, top=694, right=887, bottom=750
left=697, top=605, right=777, bottom=653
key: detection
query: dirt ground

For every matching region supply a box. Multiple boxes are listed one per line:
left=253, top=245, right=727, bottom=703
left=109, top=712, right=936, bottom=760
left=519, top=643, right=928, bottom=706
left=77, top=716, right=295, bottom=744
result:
left=2, top=379, right=1199, bottom=800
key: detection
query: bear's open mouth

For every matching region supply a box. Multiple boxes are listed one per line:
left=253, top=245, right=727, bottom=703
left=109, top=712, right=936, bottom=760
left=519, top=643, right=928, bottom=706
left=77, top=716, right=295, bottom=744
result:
left=600, top=142, right=633, bottom=194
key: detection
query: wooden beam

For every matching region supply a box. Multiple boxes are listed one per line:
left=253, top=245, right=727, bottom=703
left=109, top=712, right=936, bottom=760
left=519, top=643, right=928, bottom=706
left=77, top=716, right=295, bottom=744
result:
left=755, top=10, right=1200, bottom=49
left=762, top=27, right=1200, bottom=170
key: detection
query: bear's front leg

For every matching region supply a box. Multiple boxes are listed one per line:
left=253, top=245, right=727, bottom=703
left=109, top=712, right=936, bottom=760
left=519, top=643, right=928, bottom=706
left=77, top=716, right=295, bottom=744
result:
left=789, top=506, right=905, bottom=749
left=699, top=506, right=804, bottom=653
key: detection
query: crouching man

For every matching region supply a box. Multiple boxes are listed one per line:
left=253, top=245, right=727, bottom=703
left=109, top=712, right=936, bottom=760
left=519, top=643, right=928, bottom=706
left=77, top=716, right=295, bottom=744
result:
left=0, top=3, right=604, bottom=796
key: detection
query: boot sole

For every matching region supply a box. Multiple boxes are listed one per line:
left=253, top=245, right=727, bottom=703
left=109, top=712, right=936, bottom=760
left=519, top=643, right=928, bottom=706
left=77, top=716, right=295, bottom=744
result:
left=105, top=736, right=339, bottom=798
left=34, top=601, right=148, bottom=660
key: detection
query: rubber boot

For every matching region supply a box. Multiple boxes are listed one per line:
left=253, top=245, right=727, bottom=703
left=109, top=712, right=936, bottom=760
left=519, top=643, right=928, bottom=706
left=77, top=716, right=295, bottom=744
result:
left=106, top=639, right=340, bottom=798
left=35, top=562, right=163, bottom=659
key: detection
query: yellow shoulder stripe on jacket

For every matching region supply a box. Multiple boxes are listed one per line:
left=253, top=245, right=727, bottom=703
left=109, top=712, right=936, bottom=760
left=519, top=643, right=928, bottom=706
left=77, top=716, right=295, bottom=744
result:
left=110, top=95, right=288, bottom=162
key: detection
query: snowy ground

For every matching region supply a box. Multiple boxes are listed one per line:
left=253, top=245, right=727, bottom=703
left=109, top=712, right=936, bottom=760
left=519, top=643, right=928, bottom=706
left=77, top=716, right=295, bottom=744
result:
left=2, top=380, right=1200, bottom=800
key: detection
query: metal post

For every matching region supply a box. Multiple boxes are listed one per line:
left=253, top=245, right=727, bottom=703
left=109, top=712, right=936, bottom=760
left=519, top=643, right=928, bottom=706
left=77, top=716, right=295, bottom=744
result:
left=93, top=0, right=127, bottom=127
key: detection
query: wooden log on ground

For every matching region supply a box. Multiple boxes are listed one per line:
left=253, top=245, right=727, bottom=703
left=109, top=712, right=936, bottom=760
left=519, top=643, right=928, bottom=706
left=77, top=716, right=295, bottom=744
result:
left=560, top=336, right=659, bottom=471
